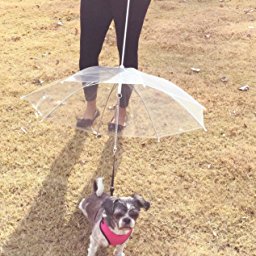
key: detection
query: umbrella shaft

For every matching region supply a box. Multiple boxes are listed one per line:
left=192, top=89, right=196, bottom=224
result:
left=120, top=0, right=131, bottom=67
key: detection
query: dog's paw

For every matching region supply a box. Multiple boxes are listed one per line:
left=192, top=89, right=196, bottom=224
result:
left=113, top=250, right=125, bottom=256
left=114, top=253, right=125, bottom=256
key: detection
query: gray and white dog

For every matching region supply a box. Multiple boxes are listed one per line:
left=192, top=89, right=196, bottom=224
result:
left=79, top=177, right=150, bottom=256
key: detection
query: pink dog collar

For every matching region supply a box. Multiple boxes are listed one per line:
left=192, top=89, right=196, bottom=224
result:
left=100, top=219, right=133, bottom=246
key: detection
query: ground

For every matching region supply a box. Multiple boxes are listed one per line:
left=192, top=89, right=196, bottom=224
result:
left=0, top=0, right=256, bottom=255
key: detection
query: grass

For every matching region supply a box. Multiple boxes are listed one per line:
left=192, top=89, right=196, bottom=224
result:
left=0, top=0, right=256, bottom=255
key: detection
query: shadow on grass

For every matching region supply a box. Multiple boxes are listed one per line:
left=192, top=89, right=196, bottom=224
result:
left=2, top=130, right=124, bottom=256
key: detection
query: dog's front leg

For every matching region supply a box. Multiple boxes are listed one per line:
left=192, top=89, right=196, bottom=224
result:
left=113, top=243, right=126, bottom=256
left=87, top=235, right=98, bottom=256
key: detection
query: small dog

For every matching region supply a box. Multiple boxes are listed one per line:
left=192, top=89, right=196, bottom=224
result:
left=79, top=177, right=150, bottom=256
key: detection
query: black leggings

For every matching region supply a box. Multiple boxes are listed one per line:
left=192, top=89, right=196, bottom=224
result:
left=79, top=0, right=150, bottom=108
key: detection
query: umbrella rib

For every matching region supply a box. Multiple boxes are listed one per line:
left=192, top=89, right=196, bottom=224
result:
left=133, top=86, right=160, bottom=141
left=41, top=82, right=97, bottom=120
left=172, top=98, right=206, bottom=131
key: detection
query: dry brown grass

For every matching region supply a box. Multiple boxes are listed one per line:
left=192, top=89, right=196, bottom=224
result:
left=1, top=0, right=256, bottom=255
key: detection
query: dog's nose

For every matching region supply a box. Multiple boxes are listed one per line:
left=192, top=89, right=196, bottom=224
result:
left=123, top=218, right=131, bottom=224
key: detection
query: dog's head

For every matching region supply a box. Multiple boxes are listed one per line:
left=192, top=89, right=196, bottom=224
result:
left=102, top=194, right=150, bottom=230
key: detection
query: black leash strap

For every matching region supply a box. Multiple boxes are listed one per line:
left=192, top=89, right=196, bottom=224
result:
left=110, top=154, right=116, bottom=196
left=110, top=83, right=122, bottom=196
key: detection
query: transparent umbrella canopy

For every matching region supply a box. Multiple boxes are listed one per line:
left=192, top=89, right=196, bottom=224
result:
left=21, top=66, right=206, bottom=140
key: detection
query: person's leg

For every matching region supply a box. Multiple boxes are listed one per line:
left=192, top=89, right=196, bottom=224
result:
left=79, top=0, right=113, bottom=121
left=109, top=0, right=150, bottom=127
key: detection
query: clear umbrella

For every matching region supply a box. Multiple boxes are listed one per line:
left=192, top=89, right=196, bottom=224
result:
left=21, top=65, right=206, bottom=141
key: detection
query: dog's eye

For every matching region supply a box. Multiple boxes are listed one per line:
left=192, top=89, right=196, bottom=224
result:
left=129, top=210, right=139, bottom=219
left=114, top=212, right=123, bottom=219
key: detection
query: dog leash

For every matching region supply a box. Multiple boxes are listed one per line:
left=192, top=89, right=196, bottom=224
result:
left=110, top=143, right=118, bottom=196
left=110, top=154, right=116, bottom=196
left=110, top=0, right=131, bottom=196
left=110, top=83, right=122, bottom=196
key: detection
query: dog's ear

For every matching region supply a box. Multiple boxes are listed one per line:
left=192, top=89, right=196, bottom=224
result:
left=102, top=197, right=117, bottom=215
left=132, top=194, right=150, bottom=211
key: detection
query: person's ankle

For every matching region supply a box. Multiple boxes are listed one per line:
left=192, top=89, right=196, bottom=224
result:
left=87, top=99, right=96, bottom=109
left=119, top=107, right=126, bottom=123
left=84, top=100, right=97, bottom=119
